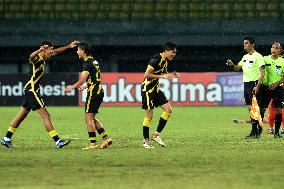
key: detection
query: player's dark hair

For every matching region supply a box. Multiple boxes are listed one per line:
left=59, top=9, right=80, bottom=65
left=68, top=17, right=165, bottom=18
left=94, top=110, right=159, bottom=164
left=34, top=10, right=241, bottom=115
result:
left=243, top=36, right=255, bottom=46
left=40, top=41, right=53, bottom=47
left=163, top=42, right=177, bottom=51
left=78, top=43, right=92, bottom=56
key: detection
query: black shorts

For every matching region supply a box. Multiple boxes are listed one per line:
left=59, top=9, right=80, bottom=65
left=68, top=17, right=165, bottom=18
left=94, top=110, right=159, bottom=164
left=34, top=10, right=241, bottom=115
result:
left=21, top=89, right=45, bottom=111
left=244, top=81, right=259, bottom=105
left=259, top=85, right=284, bottom=108
left=85, top=91, right=104, bottom=113
left=141, top=90, right=168, bottom=110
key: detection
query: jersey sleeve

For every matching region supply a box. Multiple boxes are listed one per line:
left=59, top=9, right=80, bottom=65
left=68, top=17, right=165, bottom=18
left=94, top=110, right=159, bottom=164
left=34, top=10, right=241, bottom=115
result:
left=82, top=63, right=91, bottom=75
left=281, top=58, right=284, bottom=73
left=29, top=54, right=40, bottom=64
left=148, top=56, right=160, bottom=70
left=256, top=54, right=265, bottom=68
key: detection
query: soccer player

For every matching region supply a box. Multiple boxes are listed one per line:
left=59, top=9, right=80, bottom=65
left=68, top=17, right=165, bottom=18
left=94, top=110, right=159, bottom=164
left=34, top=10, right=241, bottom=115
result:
left=64, top=43, right=112, bottom=150
left=226, top=36, right=265, bottom=139
left=141, top=42, right=180, bottom=148
left=259, top=42, right=284, bottom=138
left=1, top=40, right=79, bottom=148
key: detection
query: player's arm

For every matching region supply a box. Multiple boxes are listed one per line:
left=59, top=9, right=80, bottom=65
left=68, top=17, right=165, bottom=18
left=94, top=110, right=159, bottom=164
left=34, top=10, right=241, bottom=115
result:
left=254, top=66, right=265, bottom=93
left=64, top=71, right=89, bottom=93
left=29, top=45, right=49, bottom=60
left=53, top=40, right=80, bottom=56
left=269, top=71, right=284, bottom=90
left=257, top=66, right=265, bottom=86
left=144, top=65, right=178, bottom=79
left=78, top=82, right=88, bottom=91
left=226, top=59, right=242, bottom=72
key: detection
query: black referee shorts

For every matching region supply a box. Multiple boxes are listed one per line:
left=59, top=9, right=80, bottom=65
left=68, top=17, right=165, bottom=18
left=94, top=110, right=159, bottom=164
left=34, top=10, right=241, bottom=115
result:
left=259, top=85, right=284, bottom=108
left=244, top=81, right=259, bottom=105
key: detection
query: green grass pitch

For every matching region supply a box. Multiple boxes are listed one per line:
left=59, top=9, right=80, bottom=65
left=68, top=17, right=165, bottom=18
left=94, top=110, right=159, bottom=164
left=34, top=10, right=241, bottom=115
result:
left=1, top=106, right=284, bottom=189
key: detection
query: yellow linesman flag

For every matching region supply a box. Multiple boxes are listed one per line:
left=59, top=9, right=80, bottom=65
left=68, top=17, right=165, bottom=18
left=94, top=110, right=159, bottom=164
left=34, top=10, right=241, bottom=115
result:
left=250, top=95, right=263, bottom=127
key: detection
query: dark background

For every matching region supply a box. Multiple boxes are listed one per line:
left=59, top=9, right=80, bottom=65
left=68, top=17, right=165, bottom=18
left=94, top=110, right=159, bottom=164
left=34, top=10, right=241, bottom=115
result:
left=0, top=0, right=283, bottom=74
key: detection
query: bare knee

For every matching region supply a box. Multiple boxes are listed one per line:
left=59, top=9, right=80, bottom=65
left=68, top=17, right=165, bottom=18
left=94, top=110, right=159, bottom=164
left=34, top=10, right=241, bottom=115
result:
left=85, top=114, right=92, bottom=122
left=11, top=109, right=30, bottom=127
left=166, top=108, right=173, bottom=114
left=161, top=103, right=173, bottom=114
left=145, top=110, right=153, bottom=120
left=37, top=108, right=51, bottom=121
left=85, top=114, right=95, bottom=128
left=163, top=106, right=172, bottom=114
left=42, top=112, right=51, bottom=121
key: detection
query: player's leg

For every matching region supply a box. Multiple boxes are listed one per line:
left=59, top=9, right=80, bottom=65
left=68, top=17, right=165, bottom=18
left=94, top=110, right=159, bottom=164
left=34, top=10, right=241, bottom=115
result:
left=85, top=91, right=110, bottom=149
left=150, top=90, right=171, bottom=145
left=94, top=118, right=107, bottom=139
left=243, top=82, right=258, bottom=139
left=142, top=109, right=154, bottom=148
left=94, top=115, right=112, bottom=149
left=157, top=103, right=172, bottom=134
left=274, top=108, right=282, bottom=138
left=256, top=92, right=264, bottom=137
left=1, top=107, right=30, bottom=148
left=37, top=107, right=70, bottom=148
left=141, top=91, right=155, bottom=148
left=270, top=87, right=284, bottom=138
left=82, top=112, right=99, bottom=149
left=246, top=83, right=266, bottom=139
left=267, top=100, right=275, bottom=134
left=151, top=103, right=172, bottom=146
left=245, top=104, right=260, bottom=139
left=281, top=107, right=284, bottom=134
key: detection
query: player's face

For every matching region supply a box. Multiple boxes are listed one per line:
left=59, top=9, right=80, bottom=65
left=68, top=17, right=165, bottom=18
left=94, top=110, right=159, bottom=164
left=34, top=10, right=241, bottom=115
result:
left=271, top=43, right=282, bottom=57
left=243, top=40, right=253, bottom=52
left=77, top=47, right=84, bottom=59
left=165, top=48, right=177, bottom=61
left=44, top=46, right=54, bottom=58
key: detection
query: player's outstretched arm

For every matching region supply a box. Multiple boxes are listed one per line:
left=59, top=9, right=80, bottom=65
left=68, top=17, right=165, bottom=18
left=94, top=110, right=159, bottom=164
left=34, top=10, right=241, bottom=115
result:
left=53, top=40, right=80, bottom=56
left=64, top=72, right=88, bottom=93
left=253, top=67, right=265, bottom=94
left=226, top=59, right=242, bottom=72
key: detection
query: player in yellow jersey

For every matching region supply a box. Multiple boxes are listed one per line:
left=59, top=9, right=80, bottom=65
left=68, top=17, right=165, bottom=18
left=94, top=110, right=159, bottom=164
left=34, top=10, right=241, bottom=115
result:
left=226, top=37, right=265, bottom=139
left=141, top=42, right=180, bottom=148
left=1, top=40, right=79, bottom=148
left=64, top=43, right=112, bottom=150
left=259, top=42, right=284, bottom=138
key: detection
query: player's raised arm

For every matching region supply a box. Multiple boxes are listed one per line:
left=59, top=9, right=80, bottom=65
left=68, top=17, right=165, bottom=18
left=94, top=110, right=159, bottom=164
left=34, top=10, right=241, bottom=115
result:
left=29, top=45, right=49, bottom=60
left=53, top=40, right=80, bottom=56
